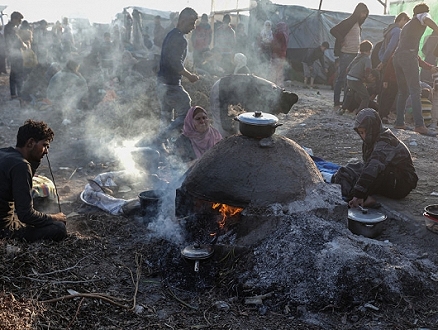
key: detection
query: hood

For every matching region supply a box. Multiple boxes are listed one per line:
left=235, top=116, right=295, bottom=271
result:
left=354, top=108, right=384, bottom=146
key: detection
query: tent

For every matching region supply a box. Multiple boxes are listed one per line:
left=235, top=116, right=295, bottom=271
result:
left=246, top=2, right=394, bottom=81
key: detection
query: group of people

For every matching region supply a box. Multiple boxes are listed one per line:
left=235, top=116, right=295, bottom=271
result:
left=330, top=2, right=438, bottom=137
left=0, top=4, right=428, bottom=243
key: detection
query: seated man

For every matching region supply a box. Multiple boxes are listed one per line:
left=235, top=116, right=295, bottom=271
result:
left=332, top=108, right=418, bottom=208
left=0, top=120, right=67, bottom=242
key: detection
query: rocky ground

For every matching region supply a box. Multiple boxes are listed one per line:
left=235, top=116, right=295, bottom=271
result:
left=1, top=71, right=438, bottom=329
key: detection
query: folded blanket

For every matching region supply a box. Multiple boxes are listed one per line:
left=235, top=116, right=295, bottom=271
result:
left=310, top=155, right=341, bottom=183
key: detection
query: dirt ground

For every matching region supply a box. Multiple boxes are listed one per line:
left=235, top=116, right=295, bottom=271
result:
left=2, top=71, right=438, bottom=329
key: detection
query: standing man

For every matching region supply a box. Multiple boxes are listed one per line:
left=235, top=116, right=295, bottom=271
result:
left=376, top=12, right=410, bottom=123
left=156, top=7, right=199, bottom=141
left=393, top=3, right=438, bottom=136
left=330, top=3, right=369, bottom=110
left=214, top=14, right=236, bottom=74
left=153, top=15, right=166, bottom=48
left=4, top=11, right=25, bottom=100
left=191, top=14, right=212, bottom=67
left=0, top=120, right=67, bottom=242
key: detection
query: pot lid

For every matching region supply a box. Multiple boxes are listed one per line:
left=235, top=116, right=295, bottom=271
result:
left=237, top=111, right=278, bottom=126
left=181, top=244, right=214, bottom=260
left=424, top=204, right=438, bottom=217
left=348, top=208, right=387, bottom=224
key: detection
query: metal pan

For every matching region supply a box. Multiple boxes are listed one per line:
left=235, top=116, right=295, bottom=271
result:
left=181, top=243, right=214, bottom=272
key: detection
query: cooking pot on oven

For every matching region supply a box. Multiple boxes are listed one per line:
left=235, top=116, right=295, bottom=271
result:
left=234, top=111, right=282, bottom=139
left=348, top=206, right=387, bottom=238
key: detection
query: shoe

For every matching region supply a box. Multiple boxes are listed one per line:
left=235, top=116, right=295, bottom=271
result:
left=414, top=126, right=437, bottom=137
left=337, top=108, right=345, bottom=115
left=394, top=125, right=413, bottom=130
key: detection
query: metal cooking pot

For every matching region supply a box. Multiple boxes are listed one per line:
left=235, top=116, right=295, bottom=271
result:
left=234, top=111, right=282, bottom=139
left=347, top=206, right=387, bottom=238
left=181, top=243, right=214, bottom=272
left=138, top=190, right=165, bottom=217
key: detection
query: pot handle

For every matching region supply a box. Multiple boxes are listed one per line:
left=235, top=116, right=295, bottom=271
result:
left=274, top=123, right=283, bottom=128
left=234, top=117, right=240, bottom=122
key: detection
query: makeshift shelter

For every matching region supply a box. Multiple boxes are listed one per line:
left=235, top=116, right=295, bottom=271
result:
left=247, top=1, right=394, bottom=82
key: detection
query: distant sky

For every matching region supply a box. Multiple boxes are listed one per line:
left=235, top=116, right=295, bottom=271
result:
left=2, top=0, right=389, bottom=24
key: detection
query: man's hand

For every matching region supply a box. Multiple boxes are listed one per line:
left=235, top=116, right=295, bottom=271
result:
left=52, top=212, right=67, bottom=224
left=348, top=197, right=364, bottom=208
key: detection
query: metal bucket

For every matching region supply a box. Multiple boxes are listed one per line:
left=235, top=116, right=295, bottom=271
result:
left=138, top=190, right=164, bottom=217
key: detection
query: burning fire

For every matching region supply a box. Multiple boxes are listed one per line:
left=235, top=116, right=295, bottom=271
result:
left=212, top=203, right=243, bottom=228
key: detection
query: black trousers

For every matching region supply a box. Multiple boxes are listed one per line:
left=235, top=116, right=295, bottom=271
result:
left=0, top=220, right=67, bottom=242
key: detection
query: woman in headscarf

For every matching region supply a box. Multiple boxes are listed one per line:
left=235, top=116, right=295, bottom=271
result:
left=332, top=108, right=418, bottom=208
left=258, top=20, right=273, bottom=63
left=271, top=22, right=289, bottom=86
left=173, top=106, right=222, bottom=163
left=233, top=52, right=250, bottom=74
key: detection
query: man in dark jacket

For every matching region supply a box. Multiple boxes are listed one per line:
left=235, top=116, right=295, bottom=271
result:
left=0, top=120, right=67, bottom=242
left=302, top=41, right=329, bottom=88
left=330, top=3, right=369, bottom=109
left=4, top=11, right=25, bottom=99
left=332, top=108, right=418, bottom=208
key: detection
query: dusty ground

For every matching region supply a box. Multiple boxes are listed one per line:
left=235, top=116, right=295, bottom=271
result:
left=1, top=71, right=438, bottom=329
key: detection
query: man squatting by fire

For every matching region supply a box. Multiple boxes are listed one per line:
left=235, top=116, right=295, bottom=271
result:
left=0, top=120, right=67, bottom=242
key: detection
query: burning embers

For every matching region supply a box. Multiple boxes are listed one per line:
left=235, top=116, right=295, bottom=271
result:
left=212, top=203, right=243, bottom=229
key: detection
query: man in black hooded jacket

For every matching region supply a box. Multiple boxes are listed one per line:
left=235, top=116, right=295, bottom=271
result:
left=330, top=3, right=369, bottom=109
left=332, top=108, right=418, bottom=208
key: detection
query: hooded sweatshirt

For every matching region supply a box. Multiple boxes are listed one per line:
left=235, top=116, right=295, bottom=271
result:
left=351, top=108, right=418, bottom=199
left=330, top=3, right=369, bottom=56
left=378, top=23, right=401, bottom=65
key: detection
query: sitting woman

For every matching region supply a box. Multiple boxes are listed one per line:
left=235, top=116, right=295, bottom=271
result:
left=233, top=53, right=250, bottom=74
left=332, top=108, right=418, bottom=208
left=173, top=106, right=222, bottom=163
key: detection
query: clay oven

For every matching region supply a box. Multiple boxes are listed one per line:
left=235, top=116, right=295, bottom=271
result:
left=176, top=134, right=325, bottom=242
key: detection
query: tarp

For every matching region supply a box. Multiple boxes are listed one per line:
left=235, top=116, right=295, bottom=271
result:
left=248, top=2, right=395, bottom=63
left=245, top=1, right=395, bottom=82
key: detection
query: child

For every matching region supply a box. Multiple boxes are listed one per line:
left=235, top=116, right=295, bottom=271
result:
left=341, top=40, right=373, bottom=114
left=332, top=108, right=418, bottom=208
left=302, top=41, right=329, bottom=88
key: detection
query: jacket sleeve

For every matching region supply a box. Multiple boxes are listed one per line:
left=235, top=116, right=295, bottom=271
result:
left=381, top=29, right=400, bottom=64
left=11, top=162, right=55, bottom=227
left=351, top=141, right=392, bottom=199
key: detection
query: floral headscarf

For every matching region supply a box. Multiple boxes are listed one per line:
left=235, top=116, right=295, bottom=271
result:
left=183, top=106, right=223, bottom=158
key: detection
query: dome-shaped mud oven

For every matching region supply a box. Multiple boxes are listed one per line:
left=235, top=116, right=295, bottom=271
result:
left=176, top=134, right=324, bottom=242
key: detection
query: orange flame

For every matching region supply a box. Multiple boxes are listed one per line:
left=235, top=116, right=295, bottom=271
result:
left=212, top=203, right=243, bottom=228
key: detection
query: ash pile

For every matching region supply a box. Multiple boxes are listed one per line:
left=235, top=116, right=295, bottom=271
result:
left=167, top=134, right=438, bottom=315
